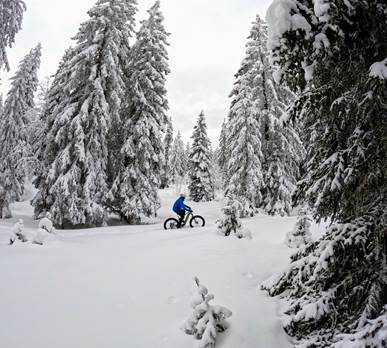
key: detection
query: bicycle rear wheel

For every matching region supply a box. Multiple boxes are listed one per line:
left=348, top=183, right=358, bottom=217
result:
left=190, top=215, right=205, bottom=228
left=164, top=218, right=179, bottom=230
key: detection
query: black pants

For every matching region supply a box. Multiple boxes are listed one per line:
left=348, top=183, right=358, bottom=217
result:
left=176, top=210, right=186, bottom=228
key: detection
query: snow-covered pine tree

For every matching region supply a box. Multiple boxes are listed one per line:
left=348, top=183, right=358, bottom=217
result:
left=216, top=196, right=243, bottom=237
left=169, top=131, right=185, bottom=185
left=223, top=15, right=304, bottom=217
left=262, top=116, right=304, bottom=216
left=262, top=1, right=387, bottom=345
left=31, top=49, right=75, bottom=219
left=284, top=207, right=312, bottom=248
left=27, top=77, right=52, bottom=172
left=224, top=16, right=266, bottom=217
left=9, top=219, right=27, bottom=244
left=0, top=44, right=41, bottom=218
left=182, top=277, right=232, bottom=347
left=0, top=94, right=4, bottom=114
left=33, top=0, right=137, bottom=227
left=183, top=141, right=190, bottom=172
left=109, top=0, right=169, bottom=223
left=188, top=111, right=214, bottom=202
left=211, top=148, right=222, bottom=192
left=217, top=119, right=228, bottom=188
left=0, top=0, right=26, bottom=71
left=160, top=116, right=173, bottom=189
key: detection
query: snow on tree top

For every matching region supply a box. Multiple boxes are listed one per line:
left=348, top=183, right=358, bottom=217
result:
left=266, top=0, right=311, bottom=51
left=370, top=58, right=387, bottom=79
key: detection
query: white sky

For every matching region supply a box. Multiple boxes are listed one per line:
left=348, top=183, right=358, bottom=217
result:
left=0, top=0, right=272, bottom=146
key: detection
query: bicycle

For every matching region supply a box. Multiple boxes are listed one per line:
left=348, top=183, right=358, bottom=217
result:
left=163, top=210, right=205, bottom=230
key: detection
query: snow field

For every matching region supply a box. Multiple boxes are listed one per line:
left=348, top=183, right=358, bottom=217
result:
left=0, top=189, right=323, bottom=348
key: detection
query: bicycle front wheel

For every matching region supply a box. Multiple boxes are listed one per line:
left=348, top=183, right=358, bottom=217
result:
left=164, top=218, right=179, bottom=230
left=190, top=215, right=205, bottom=228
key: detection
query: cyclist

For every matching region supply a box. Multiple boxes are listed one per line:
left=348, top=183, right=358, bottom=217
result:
left=172, top=194, right=192, bottom=228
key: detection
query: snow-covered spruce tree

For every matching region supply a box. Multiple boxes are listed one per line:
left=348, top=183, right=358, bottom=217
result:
left=262, top=116, right=304, bottom=216
left=33, top=0, right=137, bottom=227
left=188, top=111, right=214, bottom=202
left=169, top=131, right=185, bottom=185
left=217, top=119, right=229, bottom=188
left=109, top=0, right=169, bottom=223
left=224, top=16, right=266, bottom=217
left=211, top=148, right=223, bottom=192
left=248, top=15, right=303, bottom=217
left=9, top=219, right=27, bottom=244
left=0, top=0, right=26, bottom=71
left=31, top=49, right=75, bottom=219
left=182, top=277, right=232, bottom=347
left=160, top=116, right=173, bottom=189
left=0, top=94, right=4, bottom=114
left=262, top=1, right=387, bottom=345
left=224, top=15, right=304, bottom=217
left=0, top=44, right=41, bottom=218
left=184, top=141, right=191, bottom=172
left=216, top=196, right=243, bottom=237
left=285, top=207, right=312, bottom=248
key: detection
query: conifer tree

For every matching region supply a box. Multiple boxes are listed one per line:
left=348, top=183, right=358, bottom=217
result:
left=223, top=15, right=304, bottom=217
left=0, top=44, right=41, bottom=218
left=109, top=0, right=169, bottom=223
left=216, top=196, right=243, bottom=237
left=0, top=0, right=26, bottom=71
left=169, top=131, right=185, bottom=185
left=183, top=141, right=190, bottom=173
left=224, top=17, right=266, bottom=217
left=284, top=207, right=312, bottom=248
left=217, top=119, right=228, bottom=187
left=0, top=94, right=4, bottom=114
left=188, top=111, right=214, bottom=202
left=263, top=1, right=387, bottom=345
left=32, top=49, right=75, bottom=219
left=33, top=0, right=138, bottom=227
left=160, top=117, right=173, bottom=189
left=182, top=277, right=232, bottom=347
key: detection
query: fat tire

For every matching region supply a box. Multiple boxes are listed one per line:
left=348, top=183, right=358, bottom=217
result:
left=189, top=215, right=205, bottom=228
left=164, top=218, right=179, bottom=230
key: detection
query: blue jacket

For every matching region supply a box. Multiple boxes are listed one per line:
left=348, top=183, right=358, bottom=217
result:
left=173, top=197, right=191, bottom=213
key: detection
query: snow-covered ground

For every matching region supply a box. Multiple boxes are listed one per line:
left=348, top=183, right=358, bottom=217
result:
left=0, top=189, right=323, bottom=348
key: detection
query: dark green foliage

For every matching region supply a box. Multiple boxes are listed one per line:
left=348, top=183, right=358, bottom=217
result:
left=263, top=0, right=387, bottom=345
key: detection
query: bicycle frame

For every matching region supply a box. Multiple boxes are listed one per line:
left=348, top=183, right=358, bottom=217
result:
left=183, top=211, right=193, bottom=225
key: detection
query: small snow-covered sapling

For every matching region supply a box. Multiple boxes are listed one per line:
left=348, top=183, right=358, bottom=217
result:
left=182, top=277, right=232, bottom=348
left=216, top=196, right=246, bottom=237
left=285, top=208, right=312, bottom=248
left=38, top=212, right=55, bottom=234
left=9, top=219, right=27, bottom=245
left=33, top=213, right=56, bottom=245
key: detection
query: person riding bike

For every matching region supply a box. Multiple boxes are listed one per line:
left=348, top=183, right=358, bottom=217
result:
left=172, top=194, right=192, bottom=228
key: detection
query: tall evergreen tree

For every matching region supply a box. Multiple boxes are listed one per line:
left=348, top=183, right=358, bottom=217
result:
left=217, top=119, right=228, bottom=187
left=0, top=94, right=4, bottom=115
left=0, top=44, right=41, bottom=218
left=160, top=116, right=173, bottom=189
left=169, top=131, right=185, bottom=185
left=33, top=0, right=138, bottom=227
left=184, top=141, right=191, bottom=172
left=0, top=0, right=26, bottom=71
left=32, top=48, right=75, bottom=219
left=224, top=16, right=266, bottom=217
left=188, top=111, right=214, bottom=202
left=109, top=0, right=169, bottom=223
left=223, top=15, right=304, bottom=217
left=262, top=0, right=387, bottom=345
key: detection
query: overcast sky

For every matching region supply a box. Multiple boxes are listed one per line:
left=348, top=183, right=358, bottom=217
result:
left=0, top=0, right=272, bottom=146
